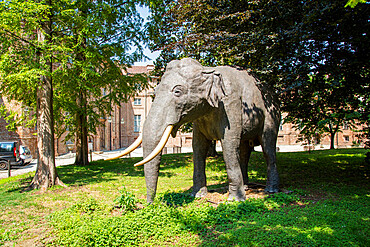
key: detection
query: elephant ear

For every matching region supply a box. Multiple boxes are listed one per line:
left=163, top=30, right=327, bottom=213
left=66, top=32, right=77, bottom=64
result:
left=202, top=69, right=227, bottom=108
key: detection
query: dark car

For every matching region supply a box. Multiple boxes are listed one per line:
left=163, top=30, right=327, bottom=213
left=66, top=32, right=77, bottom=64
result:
left=0, top=141, right=21, bottom=170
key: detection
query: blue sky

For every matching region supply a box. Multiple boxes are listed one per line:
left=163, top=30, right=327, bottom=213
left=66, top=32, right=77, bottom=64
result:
left=134, top=6, right=160, bottom=66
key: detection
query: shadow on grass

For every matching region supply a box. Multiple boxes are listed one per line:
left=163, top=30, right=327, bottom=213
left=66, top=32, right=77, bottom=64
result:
left=213, top=148, right=369, bottom=190
left=4, top=176, right=33, bottom=193
left=159, top=191, right=195, bottom=206
left=158, top=182, right=230, bottom=207
left=57, top=148, right=368, bottom=192
left=276, top=148, right=369, bottom=189
left=0, top=175, right=34, bottom=207
left=57, top=157, right=141, bottom=186
left=56, top=150, right=265, bottom=189
left=57, top=153, right=195, bottom=187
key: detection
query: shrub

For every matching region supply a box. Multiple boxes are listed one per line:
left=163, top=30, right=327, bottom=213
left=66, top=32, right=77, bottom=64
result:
left=114, top=187, right=138, bottom=213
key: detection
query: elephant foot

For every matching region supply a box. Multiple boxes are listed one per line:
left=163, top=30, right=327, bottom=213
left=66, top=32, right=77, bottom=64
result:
left=227, top=188, right=246, bottom=202
left=264, top=185, right=279, bottom=193
left=191, top=186, right=208, bottom=198
left=227, top=193, right=246, bottom=202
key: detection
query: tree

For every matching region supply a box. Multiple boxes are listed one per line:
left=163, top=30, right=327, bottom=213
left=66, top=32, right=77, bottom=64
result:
left=284, top=74, right=362, bottom=149
left=0, top=0, right=156, bottom=189
left=0, top=0, right=64, bottom=189
left=52, top=0, right=150, bottom=165
left=150, top=0, right=369, bottom=148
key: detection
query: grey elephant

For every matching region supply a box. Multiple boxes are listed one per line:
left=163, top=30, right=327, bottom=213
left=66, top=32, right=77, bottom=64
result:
left=110, top=58, right=281, bottom=203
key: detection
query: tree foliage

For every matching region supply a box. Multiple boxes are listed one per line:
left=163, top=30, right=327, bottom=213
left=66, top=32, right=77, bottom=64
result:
left=150, top=0, right=369, bottom=148
left=51, top=0, right=150, bottom=165
left=345, top=0, right=367, bottom=8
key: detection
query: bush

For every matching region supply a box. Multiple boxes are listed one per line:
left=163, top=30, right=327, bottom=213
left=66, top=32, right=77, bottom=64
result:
left=114, top=187, right=138, bottom=213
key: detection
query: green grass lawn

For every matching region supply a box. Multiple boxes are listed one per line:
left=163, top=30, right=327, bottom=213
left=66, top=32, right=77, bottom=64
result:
left=0, top=148, right=369, bottom=246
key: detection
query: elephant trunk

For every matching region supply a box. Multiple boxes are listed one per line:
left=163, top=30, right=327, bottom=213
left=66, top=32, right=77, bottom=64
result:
left=141, top=115, right=172, bottom=203
left=143, top=150, right=161, bottom=203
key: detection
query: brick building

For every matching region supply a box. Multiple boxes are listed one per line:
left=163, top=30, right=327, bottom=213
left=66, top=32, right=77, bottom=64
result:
left=277, top=117, right=364, bottom=149
left=0, top=65, right=365, bottom=156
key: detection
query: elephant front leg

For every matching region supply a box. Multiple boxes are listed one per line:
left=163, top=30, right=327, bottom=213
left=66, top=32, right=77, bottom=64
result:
left=240, top=141, right=253, bottom=189
left=221, top=139, right=246, bottom=202
left=191, top=124, right=211, bottom=198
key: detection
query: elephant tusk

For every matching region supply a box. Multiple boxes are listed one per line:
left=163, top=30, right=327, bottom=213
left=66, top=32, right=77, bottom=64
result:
left=134, top=125, right=174, bottom=167
left=105, top=134, right=142, bottom=161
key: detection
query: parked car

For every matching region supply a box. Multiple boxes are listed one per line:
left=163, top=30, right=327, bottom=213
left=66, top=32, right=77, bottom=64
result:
left=0, top=141, right=21, bottom=170
left=20, top=145, right=33, bottom=165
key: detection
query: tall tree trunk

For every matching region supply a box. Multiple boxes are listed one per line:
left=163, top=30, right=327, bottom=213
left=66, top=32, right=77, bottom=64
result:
left=74, top=43, right=89, bottom=163
left=330, top=132, right=335, bottom=149
left=75, top=91, right=89, bottom=165
left=29, top=20, right=64, bottom=190
left=74, top=5, right=90, bottom=165
left=307, top=137, right=312, bottom=153
left=328, top=122, right=340, bottom=150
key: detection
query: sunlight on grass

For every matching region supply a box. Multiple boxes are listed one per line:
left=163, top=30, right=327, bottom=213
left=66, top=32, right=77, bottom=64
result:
left=312, top=226, right=334, bottom=235
left=329, top=153, right=365, bottom=158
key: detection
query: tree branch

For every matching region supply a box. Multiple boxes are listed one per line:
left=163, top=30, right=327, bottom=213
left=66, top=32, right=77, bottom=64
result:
left=0, top=29, right=39, bottom=49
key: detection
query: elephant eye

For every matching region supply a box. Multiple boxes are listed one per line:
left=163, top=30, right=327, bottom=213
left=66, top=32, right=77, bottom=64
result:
left=172, top=85, right=185, bottom=97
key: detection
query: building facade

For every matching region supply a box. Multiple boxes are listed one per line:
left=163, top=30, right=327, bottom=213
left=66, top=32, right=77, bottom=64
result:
left=277, top=119, right=364, bottom=149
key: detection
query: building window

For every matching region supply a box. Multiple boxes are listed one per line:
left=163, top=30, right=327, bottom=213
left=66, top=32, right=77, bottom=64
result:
left=134, top=115, right=141, bottom=132
left=134, top=98, right=142, bottom=106
left=344, top=136, right=349, bottom=142
left=135, top=83, right=142, bottom=91
left=343, top=121, right=349, bottom=130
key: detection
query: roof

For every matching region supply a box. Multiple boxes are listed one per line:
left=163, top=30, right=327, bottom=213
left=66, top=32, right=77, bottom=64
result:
left=126, top=65, right=154, bottom=74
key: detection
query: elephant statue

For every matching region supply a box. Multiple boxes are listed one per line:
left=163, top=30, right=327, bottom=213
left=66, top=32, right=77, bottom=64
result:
left=109, top=58, right=281, bottom=203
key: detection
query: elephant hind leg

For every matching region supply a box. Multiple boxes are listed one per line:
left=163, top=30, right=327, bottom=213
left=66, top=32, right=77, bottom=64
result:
left=260, top=130, right=279, bottom=193
left=221, top=140, right=246, bottom=202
